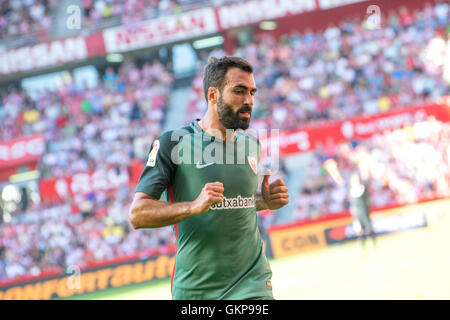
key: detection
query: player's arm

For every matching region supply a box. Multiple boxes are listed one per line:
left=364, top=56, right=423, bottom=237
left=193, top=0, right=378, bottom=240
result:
left=129, top=192, right=194, bottom=229
left=129, top=131, right=222, bottom=229
left=129, top=183, right=224, bottom=229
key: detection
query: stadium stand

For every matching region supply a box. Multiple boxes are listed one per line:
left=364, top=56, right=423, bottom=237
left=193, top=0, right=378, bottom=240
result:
left=292, top=119, right=450, bottom=222
left=186, top=3, right=450, bottom=129
left=0, top=0, right=243, bottom=47
left=0, top=57, right=176, bottom=280
left=0, top=0, right=56, bottom=41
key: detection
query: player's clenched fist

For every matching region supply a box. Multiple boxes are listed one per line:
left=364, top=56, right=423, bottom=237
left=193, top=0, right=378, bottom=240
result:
left=261, top=171, right=289, bottom=210
left=190, top=182, right=224, bottom=215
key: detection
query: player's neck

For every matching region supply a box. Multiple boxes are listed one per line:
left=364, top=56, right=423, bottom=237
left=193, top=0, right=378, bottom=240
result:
left=198, top=111, right=235, bottom=141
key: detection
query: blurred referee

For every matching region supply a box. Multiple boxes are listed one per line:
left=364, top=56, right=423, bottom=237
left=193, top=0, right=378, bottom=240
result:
left=349, top=172, right=377, bottom=251
left=324, top=159, right=377, bottom=251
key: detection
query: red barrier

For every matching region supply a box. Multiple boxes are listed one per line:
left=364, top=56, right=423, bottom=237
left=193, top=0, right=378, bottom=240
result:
left=260, top=103, right=450, bottom=156
left=38, top=167, right=130, bottom=203
left=0, top=135, right=45, bottom=168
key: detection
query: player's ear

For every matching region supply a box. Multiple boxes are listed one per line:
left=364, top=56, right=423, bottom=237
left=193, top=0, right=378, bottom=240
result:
left=208, top=87, right=219, bottom=105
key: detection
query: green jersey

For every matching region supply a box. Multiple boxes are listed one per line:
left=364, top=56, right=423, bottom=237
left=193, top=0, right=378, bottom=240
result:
left=135, top=120, right=273, bottom=300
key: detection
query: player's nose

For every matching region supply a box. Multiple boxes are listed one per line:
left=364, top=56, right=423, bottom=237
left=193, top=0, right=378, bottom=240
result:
left=243, top=92, right=254, bottom=106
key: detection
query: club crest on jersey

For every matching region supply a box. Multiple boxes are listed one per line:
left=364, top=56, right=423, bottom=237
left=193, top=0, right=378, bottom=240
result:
left=247, top=156, right=257, bottom=175
left=146, top=140, right=160, bottom=167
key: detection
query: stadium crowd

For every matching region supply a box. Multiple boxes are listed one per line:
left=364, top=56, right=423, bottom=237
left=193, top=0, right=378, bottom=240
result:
left=0, top=0, right=242, bottom=43
left=292, top=119, right=450, bottom=222
left=0, top=0, right=56, bottom=42
left=186, top=2, right=450, bottom=129
left=0, top=58, right=173, bottom=178
left=0, top=191, right=176, bottom=280
left=81, top=0, right=242, bottom=30
left=0, top=58, right=175, bottom=281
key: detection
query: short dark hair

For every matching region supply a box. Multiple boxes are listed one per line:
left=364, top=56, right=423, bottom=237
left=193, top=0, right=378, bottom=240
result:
left=202, top=56, right=253, bottom=101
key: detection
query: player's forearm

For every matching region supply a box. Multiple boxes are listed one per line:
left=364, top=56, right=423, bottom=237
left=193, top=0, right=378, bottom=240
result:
left=129, top=198, right=195, bottom=229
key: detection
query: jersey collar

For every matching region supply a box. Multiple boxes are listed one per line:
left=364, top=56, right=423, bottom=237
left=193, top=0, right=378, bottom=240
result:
left=192, top=119, right=203, bottom=134
left=191, top=119, right=238, bottom=143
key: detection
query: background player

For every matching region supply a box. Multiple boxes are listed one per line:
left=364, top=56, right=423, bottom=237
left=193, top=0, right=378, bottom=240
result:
left=348, top=172, right=377, bottom=251
left=324, top=158, right=377, bottom=252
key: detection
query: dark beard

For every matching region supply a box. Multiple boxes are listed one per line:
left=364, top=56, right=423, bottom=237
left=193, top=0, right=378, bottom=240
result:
left=216, top=95, right=251, bottom=130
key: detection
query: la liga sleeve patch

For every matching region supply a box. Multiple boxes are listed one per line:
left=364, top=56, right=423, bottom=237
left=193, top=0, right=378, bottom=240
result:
left=146, top=139, right=160, bottom=167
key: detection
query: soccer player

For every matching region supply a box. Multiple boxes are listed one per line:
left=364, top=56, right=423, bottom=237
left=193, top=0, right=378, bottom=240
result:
left=348, top=172, right=377, bottom=250
left=128, top=56, right=289, bottom=300
left=324, top=159, right=377, bottom=251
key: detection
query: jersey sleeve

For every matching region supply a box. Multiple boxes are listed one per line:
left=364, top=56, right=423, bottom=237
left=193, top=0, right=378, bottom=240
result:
left=135, top=131, right=178, bottom=199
